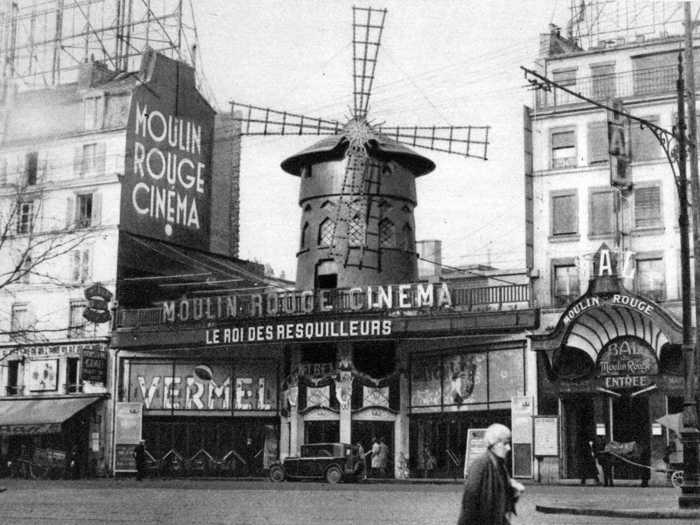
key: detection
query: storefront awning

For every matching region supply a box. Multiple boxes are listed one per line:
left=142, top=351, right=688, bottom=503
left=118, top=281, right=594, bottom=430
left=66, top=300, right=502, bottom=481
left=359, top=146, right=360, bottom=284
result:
left=0, top=396, right=103, bottom=435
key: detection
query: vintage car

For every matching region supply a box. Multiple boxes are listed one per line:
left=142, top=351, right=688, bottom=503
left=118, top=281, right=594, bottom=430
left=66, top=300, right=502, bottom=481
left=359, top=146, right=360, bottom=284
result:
left=269, top=442, right=361, bottom=483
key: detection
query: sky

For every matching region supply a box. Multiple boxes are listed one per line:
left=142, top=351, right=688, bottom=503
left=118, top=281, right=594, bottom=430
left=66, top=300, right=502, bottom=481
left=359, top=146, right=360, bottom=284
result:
left=193, top=0, right=570, bottom=280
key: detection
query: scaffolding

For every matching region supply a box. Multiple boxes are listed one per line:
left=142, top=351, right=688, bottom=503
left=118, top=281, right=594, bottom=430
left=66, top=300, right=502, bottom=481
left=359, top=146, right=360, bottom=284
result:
left=0, top=0, right=197, bottom=93
left=566, top=0, right=699, bottom=50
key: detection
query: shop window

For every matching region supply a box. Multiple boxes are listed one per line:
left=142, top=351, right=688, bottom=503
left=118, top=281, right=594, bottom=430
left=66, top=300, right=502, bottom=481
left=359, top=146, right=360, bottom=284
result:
left=69, top=300, right=86, bottom=338
left=591, top=63, right=616, bottom=100
left=551, top=129, right=576, bottom=169
left=634, top=185, right=662, bottom=229
left=589, top=189, right=615, bottom=236
left=552, top=262, right=579, bottom=307
left=25, top=151, right=38, bottom=186
left=551, top=190, right=578, bottom=236
left=17, top=201, right=34, bottom=234
left=379, top=218, right=395, bottom=248
left=353, top=341, right=396, bottom=379
left=66, top=357, right=80, bottom=393
left=635, top=256, right=665, bottom=302
left=6, top=360, right=20, bottom=396
left=318, top=218, right=333, bottom=247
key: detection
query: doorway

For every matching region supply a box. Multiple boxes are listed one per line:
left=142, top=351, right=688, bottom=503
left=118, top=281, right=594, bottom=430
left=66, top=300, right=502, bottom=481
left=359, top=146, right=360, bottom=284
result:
left=561, top=396, right=596, bottom=479
left=611, top=395, right=650, bottom=479
left=352, top=420, right=394, bottom=478
left=305, top=421, right=339, bottom=444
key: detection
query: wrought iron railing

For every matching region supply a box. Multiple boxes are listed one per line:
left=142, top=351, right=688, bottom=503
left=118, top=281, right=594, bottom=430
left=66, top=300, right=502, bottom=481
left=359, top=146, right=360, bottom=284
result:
left=536, top=65, right=678, bottom=109
left=116, top=283, right=532, bottom=329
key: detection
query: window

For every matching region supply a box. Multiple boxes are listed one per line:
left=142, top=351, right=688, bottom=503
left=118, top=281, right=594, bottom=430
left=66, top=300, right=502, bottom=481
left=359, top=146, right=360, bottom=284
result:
left=401, top=224, right=413, bottom=251
left=635, top=256, right=665, bottom=302
left=84, top=96, right=103, bottom=130
left=69, top=300, right=86, bottom=338
left=587, top=121, right=608, bottom=165
left=552, top=68, right=577, bottom=105
left=348, top=214, right=364, bottom=246
left=589, top=189, right=615, bottom=236
left=7, top=360, right=20, bottom=396
left=25, top=151, right=38, bottom=186
left=551, top=191, right=578, bottom=236
left=551, top=129, right=576, bottom=169
left=300, top=222, right=309, bottom=249
left=553, top=263, right=580, bottom=307
left=76, top=143, right=105, bottom=177
left=630, top=116, right=661, bottom=161
left=634, top=185, right=662, bottom=229
left=591, top=63, right=616, bottom=99
left=10, top=303, right=28, bottom=333
left=66, top=357, right=81, bottom=393
left=76, top=194, right=93, bottom=228
left=318, top=219, right=333, bottom=247
left=70, top=249, right=91, bottom=284
left=379, top=218, right=395, bottom=248
left=17, top=201, right=34, bottom=234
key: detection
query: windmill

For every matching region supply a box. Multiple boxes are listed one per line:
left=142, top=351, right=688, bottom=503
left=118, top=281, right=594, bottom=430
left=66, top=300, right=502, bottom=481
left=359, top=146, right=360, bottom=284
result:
left=231, top=6, right=489, bottom=290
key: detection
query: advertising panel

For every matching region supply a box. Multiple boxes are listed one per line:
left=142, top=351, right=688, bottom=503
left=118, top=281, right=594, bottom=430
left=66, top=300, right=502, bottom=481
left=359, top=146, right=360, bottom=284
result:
left=410, top=355, right=442, bottom=407
left=114, top=402, right=143, bottom=473
left=442, top=353, right=487, bottom=406
left=120, top=50, right=214, bottom=250
left=28, top=359, right=58, bottom=391
left=464, top=428, right=488, bottom=478
left=81, top=345, right=108, bottom=383
left=488, top=349, right=525, bottom=402
left=127, top=360, right=277, bottom=411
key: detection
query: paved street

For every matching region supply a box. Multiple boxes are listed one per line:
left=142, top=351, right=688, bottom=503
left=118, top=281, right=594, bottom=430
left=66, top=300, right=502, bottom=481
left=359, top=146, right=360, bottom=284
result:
left=0, top=479, right=695, bottom=525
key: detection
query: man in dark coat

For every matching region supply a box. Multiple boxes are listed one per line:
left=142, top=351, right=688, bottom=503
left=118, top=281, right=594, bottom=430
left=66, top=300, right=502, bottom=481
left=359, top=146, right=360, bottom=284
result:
left=133, top=440, right=146, bottom=481
left=457, top=424, right=523, bottom=525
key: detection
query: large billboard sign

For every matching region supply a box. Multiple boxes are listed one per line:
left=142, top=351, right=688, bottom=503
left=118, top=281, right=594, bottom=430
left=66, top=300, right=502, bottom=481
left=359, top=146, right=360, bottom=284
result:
left=121, top=50, right=214, bottom=250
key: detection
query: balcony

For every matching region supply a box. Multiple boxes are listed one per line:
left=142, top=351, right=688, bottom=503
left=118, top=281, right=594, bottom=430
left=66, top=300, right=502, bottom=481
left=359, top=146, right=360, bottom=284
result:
left=536, top=65, right=678, bottom=110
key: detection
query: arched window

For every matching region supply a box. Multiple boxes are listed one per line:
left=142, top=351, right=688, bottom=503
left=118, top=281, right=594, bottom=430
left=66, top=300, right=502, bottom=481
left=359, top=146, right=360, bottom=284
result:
left=348, top=214, right=365, bottom=246
left=300, top=222, right=309, bottom=249
left=401, top=223, right=413, bottom=251
left=379, top=218, right=395, bottom=248
left=318, top=218, right=333, bottom=247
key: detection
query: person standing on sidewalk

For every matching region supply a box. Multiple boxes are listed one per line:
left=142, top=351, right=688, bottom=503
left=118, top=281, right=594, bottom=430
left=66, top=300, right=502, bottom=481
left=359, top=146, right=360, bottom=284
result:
left=579, top=439, right=601, bottom=485
left=457, top=424, right=524, bottom=525
left=133, top=440, right=145, bottom=481
left=378, top=437, right=389, bottom=478
left=370, top=437, right=380, bottom=478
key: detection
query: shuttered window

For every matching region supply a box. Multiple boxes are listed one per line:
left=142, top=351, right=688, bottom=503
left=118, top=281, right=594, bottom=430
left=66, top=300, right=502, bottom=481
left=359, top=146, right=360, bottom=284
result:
left=591, top=63, right=616, bottom=100
left=634, top=185, right=662, bottom=229
left=551, top=130, right=576, bottom=169
left=636, top=257, right=665, bottom=301
left=553, top=264, right=580, bottom=307
left=630, top=116, right=661, bottom=161
left=551, top=192, right=578, bottom=236
left=633, top=51, right=700, bottom=95
left=587, top=121, right=608, bottom=165
left=590, top=189, right=615, bottom=236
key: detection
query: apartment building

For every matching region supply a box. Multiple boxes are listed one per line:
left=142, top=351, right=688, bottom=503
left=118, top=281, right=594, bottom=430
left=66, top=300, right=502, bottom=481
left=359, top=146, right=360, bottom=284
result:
left=526, top=26, right=693, bottom=483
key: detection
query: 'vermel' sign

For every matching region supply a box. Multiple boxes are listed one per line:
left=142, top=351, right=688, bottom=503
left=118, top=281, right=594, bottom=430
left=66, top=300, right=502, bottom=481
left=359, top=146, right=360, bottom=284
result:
left=121, top=50, right=214, bottom=250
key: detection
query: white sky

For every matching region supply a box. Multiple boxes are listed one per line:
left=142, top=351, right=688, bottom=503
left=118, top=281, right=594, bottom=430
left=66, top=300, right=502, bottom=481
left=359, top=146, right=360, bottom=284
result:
left=194, top=1, right=571, bottom=280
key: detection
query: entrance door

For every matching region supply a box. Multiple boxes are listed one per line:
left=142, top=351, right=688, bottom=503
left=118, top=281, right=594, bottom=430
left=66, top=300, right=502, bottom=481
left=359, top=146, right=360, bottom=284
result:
left=305, top=421, right=339, bottom=444
left=561, top=396, right=596, bottom=479
left=352, top=421, right=394, bottom=478
left=611, top=396, right=650, bottom=479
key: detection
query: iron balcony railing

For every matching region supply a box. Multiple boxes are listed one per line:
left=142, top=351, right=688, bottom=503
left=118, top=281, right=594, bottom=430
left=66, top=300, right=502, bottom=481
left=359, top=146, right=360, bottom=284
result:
left=536, top=65, right=678, bottom=110
left=116, top=283, right=532, bottom=329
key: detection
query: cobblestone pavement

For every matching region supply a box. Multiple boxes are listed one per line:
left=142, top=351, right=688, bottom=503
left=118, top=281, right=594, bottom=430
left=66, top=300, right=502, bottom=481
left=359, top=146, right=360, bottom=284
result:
left=0, top=479, right=694, bottom=524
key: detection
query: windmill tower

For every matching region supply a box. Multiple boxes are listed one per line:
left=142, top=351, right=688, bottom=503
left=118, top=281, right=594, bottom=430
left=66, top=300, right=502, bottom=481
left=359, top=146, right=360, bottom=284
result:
left=232, top=6, right=489, bottom=290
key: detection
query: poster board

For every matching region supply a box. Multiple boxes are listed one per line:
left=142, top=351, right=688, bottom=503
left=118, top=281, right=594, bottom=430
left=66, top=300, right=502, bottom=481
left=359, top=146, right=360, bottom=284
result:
left=534, top=415, right=559, bottom=456
left=511, top=396, right=533, bottom=478
left=113, top=402, right=143, bottom=473
left=463, top=427, right=488, bottom=478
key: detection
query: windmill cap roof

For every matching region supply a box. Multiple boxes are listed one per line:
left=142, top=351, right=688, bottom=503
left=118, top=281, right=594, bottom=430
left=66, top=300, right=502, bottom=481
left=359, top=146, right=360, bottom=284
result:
left=280, top=133, right=436, bottom=176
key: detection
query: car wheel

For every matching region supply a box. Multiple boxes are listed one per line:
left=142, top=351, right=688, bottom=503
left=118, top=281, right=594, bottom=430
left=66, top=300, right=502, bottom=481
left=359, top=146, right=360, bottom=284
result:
left=269, top=465, right=285, bottom=482
left=325, top=465, right=342, bottom=484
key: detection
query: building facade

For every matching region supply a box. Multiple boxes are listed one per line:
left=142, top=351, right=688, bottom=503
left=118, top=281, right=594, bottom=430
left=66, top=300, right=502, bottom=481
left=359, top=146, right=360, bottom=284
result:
left=0, top=50, right=241, bottom=477
left=526, top=26, right=694, bottom=483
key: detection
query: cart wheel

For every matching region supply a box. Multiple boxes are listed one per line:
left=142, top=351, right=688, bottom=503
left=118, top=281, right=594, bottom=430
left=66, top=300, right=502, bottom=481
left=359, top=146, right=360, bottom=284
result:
left=269, top=465, right=285, bottom=482
left=672, top=470, right=684, bottom=488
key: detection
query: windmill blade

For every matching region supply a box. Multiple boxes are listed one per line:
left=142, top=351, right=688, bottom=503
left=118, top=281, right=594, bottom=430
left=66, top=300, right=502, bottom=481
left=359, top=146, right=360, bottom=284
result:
left=352, top=6, right=387, bottom=121
left=230, top=102, right=343, bottom=136
left=376, top=125, right=490, bottom=160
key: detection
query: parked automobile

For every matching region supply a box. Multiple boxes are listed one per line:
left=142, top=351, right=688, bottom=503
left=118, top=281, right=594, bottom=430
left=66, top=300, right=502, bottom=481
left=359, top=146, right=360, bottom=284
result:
left=269, top=442, right=361, bottom=483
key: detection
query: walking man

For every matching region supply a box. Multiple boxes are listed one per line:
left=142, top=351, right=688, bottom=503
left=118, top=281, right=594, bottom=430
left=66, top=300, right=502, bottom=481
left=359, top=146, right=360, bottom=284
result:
left=133, top=440, right=146, bottom=481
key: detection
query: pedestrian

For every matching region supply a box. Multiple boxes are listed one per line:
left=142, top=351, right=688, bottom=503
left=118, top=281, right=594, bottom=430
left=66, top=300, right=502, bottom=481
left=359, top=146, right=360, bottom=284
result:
left=133, top=440, right=145, bottom=481
left=370, top=437, right=380, bottom=478
left=639, top=443, right=650, bottom=488
left=356, top=441, right=367, bottom=480
left=579, top=438, right=600, bottom=485
left=457, top=423, right=524, bottom=525
left=422, top=446, right=436, bottom=479
left=244, top=437, right=256, bottom=477
left=69, top=445, right=80, bottom=479
left=378, top=437, right=389, bottom=478
left=594, top=437, right=613, bottom=487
